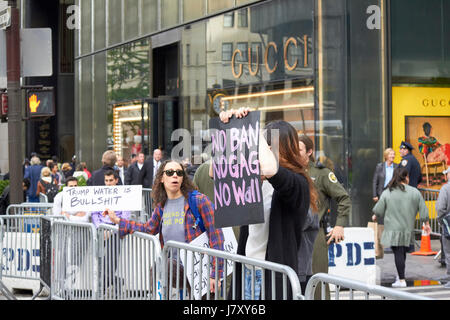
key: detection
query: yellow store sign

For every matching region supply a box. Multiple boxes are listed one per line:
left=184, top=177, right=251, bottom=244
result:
left=392, top=86, right=450, bottom=187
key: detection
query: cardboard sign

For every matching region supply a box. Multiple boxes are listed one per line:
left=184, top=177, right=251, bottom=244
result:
left=62, top=185, right=142, bottom=212
left=327, top=228, right=377, bottom=287
left=180, top=227, right=237, bottom=300
left=209, top=112, right=264, bottom=228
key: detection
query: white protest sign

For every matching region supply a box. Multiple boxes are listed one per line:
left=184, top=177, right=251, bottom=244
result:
left=180, top=227, right=237, bottom=300
left=62, top=185, right=142, bottom=212
left=327, top=227, right=376, bottom=287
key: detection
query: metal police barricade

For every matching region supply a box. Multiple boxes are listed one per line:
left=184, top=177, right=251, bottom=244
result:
left=0, top=215, right=65, bottom=300
left=39, top=193, right=49, bottom=203
left=97, top=224, right=161, bottom=300
left=418, top=188, right=440, bottom=236
left=6, top=203, right=53, bottom=216
left=304, top=273, right=431, bottom=300
left=141, top=188, right=152, bottom=222
left=161, top=240, right=304, bottom=301
left=51, top=220, right=98, bottom=300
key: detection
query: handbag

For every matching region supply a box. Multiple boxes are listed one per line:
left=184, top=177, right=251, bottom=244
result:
left=367, top=222, right=384, bottom=259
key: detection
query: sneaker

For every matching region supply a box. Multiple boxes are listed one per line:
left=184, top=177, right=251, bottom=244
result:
left=392, top=279, right=407, bottom=288
left=444, top=282, right=450, bottom=289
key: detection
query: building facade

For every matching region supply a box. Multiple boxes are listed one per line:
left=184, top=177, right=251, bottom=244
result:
left=74, top=0, right=450, bottom=226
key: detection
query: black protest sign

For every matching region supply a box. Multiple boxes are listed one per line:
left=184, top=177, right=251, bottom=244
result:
left=209, top=111, right=264, bottom=228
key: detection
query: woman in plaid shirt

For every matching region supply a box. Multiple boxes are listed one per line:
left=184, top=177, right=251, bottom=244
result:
left=104, top=160, right=224, bottom=295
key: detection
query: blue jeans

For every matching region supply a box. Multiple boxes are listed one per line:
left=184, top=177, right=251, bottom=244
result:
left=244, top=266, right=262, bottom=300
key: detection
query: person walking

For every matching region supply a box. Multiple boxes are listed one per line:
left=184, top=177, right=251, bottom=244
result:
left=218, top=108, right=318, bottom=300
left=104, top=160, right=224, bottom=296
left=24, top=156, right=44, bottom=203
left=87, top=150, right=122, bottom=186
left=297, top=135, right=351, bottom=297
left=125, top=152, right=144, bottom=185
left=399, top=141, right=423, bottom=188
left=141, top=149, right=163, bottom=188
left=372, top=167, right=431, bottom=288
left=436, top=168, right=450, bottom=288
left=373, top=148, right=398, bottom=203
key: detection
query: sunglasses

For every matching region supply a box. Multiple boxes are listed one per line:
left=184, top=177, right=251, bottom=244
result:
left=163, top=169, right=184, bottom=177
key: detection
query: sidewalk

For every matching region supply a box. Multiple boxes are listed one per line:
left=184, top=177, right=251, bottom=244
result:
left=377, top=240, right=448, bottom=286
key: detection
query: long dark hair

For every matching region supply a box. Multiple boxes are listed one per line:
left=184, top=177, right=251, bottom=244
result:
left=152, top=160, right=197, bottom=207
left=388, top=167, right=409, bottom=192
left=264, top=121, right=318, bottom=212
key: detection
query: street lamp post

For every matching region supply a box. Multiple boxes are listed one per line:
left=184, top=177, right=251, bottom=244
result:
left=6, top=0, right=23, bottom=204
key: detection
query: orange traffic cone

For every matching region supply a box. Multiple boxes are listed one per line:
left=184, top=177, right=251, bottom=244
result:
left=411, top=223, right=438, bottom=256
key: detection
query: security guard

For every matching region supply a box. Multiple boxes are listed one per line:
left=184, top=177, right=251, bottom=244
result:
left=399, top=141, right=422, bottom=188
left=298, top=135, right=351, bottom=299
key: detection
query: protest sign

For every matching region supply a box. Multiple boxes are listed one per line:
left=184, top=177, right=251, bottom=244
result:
left=62, top=185, right=142, bottom=212
left=209, top=111, right=264, bottom=228
left=180, top=227, right=237, bottom=300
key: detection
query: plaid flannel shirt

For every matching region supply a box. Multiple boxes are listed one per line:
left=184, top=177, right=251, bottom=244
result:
left=119, top=192, right=224, bottom=278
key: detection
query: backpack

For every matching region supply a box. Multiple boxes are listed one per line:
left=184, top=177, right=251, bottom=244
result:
left=188, top=190, right=206, bottom=233
left=41, top=179, right=59, bottom=202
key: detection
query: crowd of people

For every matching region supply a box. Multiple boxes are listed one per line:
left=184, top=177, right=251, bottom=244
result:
left=1, top=108, right=450, bottom=298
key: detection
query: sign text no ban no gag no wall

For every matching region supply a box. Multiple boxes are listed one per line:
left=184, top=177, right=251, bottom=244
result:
left=209, top=111, right=264, bottom=228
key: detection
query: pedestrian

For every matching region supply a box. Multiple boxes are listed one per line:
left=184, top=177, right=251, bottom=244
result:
left=115, top=156, right=127, bottom=185
left=104, top=160, right=224, bottom=296
left=0, top=179, right=30, bottom=215
left=36, top=167, right=59, bottom=202
left=398, top=141, right=423, bottom=188
left=73, top=164, right=89, bottom=183
left=372, top=167, right=431, bottom=288
left=24, top=156, right=44, bottom=203
left=298, top=135, right=351, bottom=298
left=436, top=168, right=450, bottom=288
left=219, top=108, right=318, bottom=300
left=80, top=162, right=92, bottom=179
left=141, top=148, right=163, bottom=188
left=90, top=170, right=130, bottom=298
left=125, top=152, right=144, bottom=185
left=50, top=162, right=63, bottom=187
left=87, top=150, right=122, bottom=186
left=373, top=148, right=398, bottom=203
left=60, top=163, right=73, bottom=184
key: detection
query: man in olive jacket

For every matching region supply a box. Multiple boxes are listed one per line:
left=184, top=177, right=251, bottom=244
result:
left=299, top=136, right=351, bottom=299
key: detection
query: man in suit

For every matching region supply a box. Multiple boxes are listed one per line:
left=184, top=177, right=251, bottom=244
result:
left=115, top=156, right=127, bottom=185
left=87, top=150, right=122, bottom=186
left=372, top=148, right=398, bottom=202
left=141, top=149, right=163, bottom=188
left=125, top=152, right=145, bottom=185
left=399, top=141, right=423, bottom=188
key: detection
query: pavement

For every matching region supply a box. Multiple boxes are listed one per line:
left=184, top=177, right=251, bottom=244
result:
left=377, top=239, right=448, bottom=286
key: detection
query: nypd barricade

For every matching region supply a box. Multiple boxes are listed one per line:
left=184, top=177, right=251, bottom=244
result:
left=328, top=227, right=377, bottom=288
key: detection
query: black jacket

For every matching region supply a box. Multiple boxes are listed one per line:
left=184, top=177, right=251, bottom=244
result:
left=141, top=158, right=155, bottom=189
left=400, top=153, right=423, bottom=188
left=372, top=162, right=399, bottom=198
left=228, top=166, right=310, bottom=300
left=125, top=162, right=144, bottom=185
left=87, top=165, right=122, bottom=186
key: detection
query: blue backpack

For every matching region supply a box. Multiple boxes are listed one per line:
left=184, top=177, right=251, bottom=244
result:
left=188, top=190, right=206, bottom=233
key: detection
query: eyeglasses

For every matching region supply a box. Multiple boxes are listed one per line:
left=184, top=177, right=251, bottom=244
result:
left=163, top=169, right=184, bottom=177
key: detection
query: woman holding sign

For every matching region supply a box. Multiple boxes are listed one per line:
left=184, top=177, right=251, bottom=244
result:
left=219, top=108, right=318, bottom=300
left=104, top=160, right=224, bottom=297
